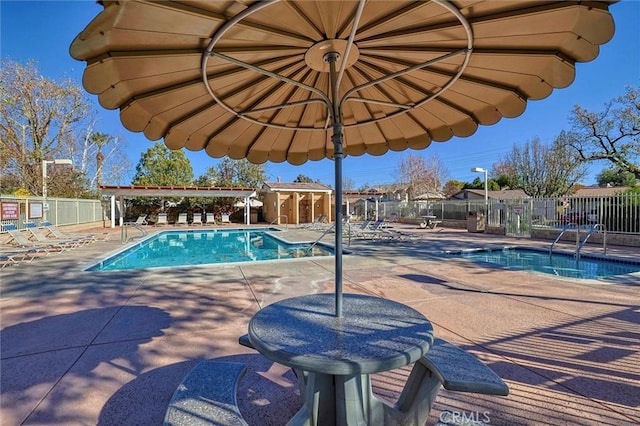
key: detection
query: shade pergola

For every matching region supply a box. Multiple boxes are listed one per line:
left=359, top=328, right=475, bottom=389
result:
left=100, top=185, right=258, bottom=227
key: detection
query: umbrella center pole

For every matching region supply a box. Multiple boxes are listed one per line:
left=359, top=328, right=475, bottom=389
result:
left=326, top=51, right=344, bottom=318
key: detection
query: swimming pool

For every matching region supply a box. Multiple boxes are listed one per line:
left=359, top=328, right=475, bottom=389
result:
left=445, top=247, right=640, bottom=280
left=87, top=229, right=333, bottom=271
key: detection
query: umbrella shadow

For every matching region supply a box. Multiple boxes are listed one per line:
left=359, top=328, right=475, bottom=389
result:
left=97, top=353, right=302, bottom=426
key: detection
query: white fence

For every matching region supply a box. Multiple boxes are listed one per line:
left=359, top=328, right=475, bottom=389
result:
left=0, top=195, right=106, bottom=231
left=351, top=193, right=640, bottom=235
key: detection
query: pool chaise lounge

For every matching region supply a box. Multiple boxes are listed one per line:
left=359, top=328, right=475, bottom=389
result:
left=24, top=222, right=90, bottom=247
left=40, top=221, right=111, bottom=242
left=1, top=224, right=75, bottom=252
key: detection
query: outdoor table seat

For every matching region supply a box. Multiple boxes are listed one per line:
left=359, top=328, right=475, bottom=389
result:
left=164, top=361, right=248, bottom=426
left=239, top=333, right=508, bottom=426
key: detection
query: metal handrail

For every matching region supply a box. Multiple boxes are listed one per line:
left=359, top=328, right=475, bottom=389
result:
left=550, top=224, right=575, bottom=256
left=121, top=222, right=148, bottom=243
left=270, top=215, right=288, bottom=229
left=577, top=224, right=607, bottom=259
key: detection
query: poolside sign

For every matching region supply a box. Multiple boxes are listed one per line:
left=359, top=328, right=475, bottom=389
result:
left=512, top=205, right=524, bottom=215
left=1, top=201, right=19, bottom=220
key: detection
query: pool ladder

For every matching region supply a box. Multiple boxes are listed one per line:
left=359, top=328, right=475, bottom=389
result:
left=550, top=224, right=607, bottom=258
left=121, top=223, right=148, bottom=243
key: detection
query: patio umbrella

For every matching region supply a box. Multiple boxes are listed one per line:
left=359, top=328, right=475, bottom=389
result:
left=233, top=199, right=264, bottom=208
left=70, top=0, right=616, bottom=316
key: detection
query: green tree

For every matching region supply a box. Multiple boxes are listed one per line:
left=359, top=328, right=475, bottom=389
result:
left=294, top=174, right=317, bottom=183
left=442, top=179, right=464, bottom=197
left=562, top=86, right=640, bottom=179
left=132, top=143, right=194, bottom=186
left=199, top=158, right=267, bottom=188
left=596, top=167, right=637, bottom=187
left=463, top=177, right=499, bottom=191
left=498, top=136, right=587, bottom=197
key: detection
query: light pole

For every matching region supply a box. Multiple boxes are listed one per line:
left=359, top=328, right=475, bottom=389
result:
left=471, top=167, right=488, bottom=204
left=42, top=158, right=73, bottom=221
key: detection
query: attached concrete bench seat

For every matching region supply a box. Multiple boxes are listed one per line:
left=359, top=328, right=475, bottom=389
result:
left=164, top=361, right=248, bottom=426
left=420, top=338, right=509, bottom=395
left=388, top=338, right=508, bottom=425
left=240, top=334, right=508, bottom=425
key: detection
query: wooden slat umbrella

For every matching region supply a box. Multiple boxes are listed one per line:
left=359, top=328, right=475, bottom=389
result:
left=70, top=0, right=616, bottom=316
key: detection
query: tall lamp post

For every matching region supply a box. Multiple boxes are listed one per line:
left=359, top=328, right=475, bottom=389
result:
left=42, top=158, right=73, bottom=221
left=471, top=167, right=488, bottom=205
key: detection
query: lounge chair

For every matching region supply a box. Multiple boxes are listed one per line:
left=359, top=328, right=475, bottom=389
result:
left=1, top=224, right=70, bottom=252
left=0, top=248, right=43, bottom=268
left=40, top=221, right=110, bottom=241
left=23, top=222, right=88, bottom=247
left=126, top=215, right=148, bottom=226
left=306, top=214, right=329, bottom=230
left=205, top=212, right=216, bottom=226
left=220, top=213, right=231, bottom=224
left=156, top=213, right=168, bottom=226
left=191, top=212, right=203, bottom=226
left=176, top=213, right=189, bottom=226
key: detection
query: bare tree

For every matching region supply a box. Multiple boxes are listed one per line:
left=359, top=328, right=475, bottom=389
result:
left=500, top=137, right=587, bottom=197
left=563, top=86, right=640, bottom=179
left=1, top=60, right=90, bottom=195
left=1, top=60, right=130, bottom=196
left=396, top=153, right=448, bottom=199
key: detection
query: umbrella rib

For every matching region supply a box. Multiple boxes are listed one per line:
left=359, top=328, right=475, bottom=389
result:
left=340, top=49, right=468, bottom=110
left=207, top=52, right=331, bottom=113
left=334, top=0, right=366, bottom=107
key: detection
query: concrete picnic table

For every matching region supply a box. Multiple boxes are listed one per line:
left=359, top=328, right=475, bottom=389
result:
left=420, top=215, right=437, bottom=229
left=247, top=293, right=434, bottom=426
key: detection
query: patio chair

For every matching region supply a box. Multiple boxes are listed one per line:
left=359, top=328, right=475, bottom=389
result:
left=0, top=247, right=48, bottom=268
left=176, top=213, right=189, bottom=226
left=156, top=213, right=168, bottom=226
left=220, top=212, right=231, bottom=224
left=205, top=212, right=217, bottom=225
left=126, top=215, right=148, bottom=226
left=306, top=214, right=329, bottom=230
left=191, top=212, right=203, bottom=226
left=1, top=224, right=70, bottom=252
left=23, top=222, right=88, bottom=247
left=40, top=221, right=110, bottom=241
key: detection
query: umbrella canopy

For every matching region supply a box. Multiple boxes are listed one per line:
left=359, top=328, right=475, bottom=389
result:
left=234, top=199, right=264, bottom=208
left=70, top=0, right=616, bottom=315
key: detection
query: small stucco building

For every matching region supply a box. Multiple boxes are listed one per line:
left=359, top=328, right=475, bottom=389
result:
left=261, top=182, right=333, bottom=225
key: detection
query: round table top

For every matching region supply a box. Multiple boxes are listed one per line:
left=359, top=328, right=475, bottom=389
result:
left=248, top=293, right=434, bottom=375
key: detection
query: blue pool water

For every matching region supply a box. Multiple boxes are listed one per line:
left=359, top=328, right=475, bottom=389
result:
left=87, top=229, right=333, bottom=271
left=447, top=247, right=640, bottom=280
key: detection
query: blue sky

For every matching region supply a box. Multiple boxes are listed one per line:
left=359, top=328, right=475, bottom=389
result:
left=2, top=1, right=639, bottom=188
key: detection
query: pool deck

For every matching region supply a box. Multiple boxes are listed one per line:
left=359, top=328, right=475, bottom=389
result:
left=1, top=224, right=638, bottom=425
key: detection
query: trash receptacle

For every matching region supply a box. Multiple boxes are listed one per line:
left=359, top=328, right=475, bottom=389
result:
left=467, top=211, right=485, bottom=233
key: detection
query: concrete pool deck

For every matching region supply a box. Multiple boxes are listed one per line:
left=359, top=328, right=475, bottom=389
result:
left=1, top=224, right=638, bottom=425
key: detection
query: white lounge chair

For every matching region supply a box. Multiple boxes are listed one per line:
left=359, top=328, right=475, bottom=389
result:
left=156, top=213, right=168, bottom=226
left=23, top=222, right=89, bottom=247
left=127, top=215, right=148, bottom=226
left=40, top=221, right=110, bottom=241
left=176, top=213, right=189, bottom=226
left=1, top=224, right=70, bottom=252
left=220, top=213, right=231, bottom=224
left=205, top=212, right=216, bottom=225
left=191, top=212, right=203, bottom=226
